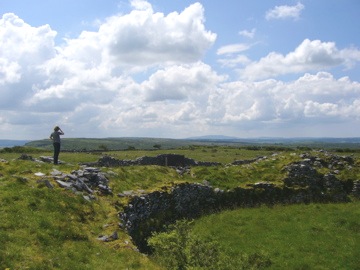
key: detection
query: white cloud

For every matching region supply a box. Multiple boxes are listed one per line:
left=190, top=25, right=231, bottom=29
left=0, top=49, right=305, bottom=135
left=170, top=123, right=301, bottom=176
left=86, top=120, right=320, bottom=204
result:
left=304, top=101, right=339, bottom=117
left=218, top=55, right=251, bottom=68
left=0, top=1, right=359, bottom=139
left=0, top=13, right=57, bottom=63
left=239, top=39, right=360, bottom=80
left=203, top=72, right=359, bottom=138
left=98, top=2, right=216, bottom=68
left=141, top=62, right=225, bottom=102
left=130, top=0, right=153, bottom=11
left=0, top=1, right=216, bottom=110
left=266, top=2, right=304, bottom=20
left=217, top=43, right=252, bottom=68
left=217, top=43, right=251, bottom=55
left=116, top=70, right=360, bottom=137
left=0, top=13, right=57, bottom=108
left=44, top=1, right=216, bottom=74
left=0, top=58, right=21, bottom=85
left=0, top=1, right=221, bottom=138
left=239, top=28, right=256, bottom=39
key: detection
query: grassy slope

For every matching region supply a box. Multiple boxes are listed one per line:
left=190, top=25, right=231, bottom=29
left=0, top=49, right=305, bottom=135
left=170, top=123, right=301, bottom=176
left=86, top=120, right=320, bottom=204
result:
left=192, top=203, right=360, bottom=269
left=0, top=156, right=161, bottom=270
left=1, top=146, right=359, bottom=269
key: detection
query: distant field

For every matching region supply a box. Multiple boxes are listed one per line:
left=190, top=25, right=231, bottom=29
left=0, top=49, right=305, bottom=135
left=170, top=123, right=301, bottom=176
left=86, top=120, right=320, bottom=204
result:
left=24, top=136, right=360, bottom=151
left=26, top=137, right=195, bottom=151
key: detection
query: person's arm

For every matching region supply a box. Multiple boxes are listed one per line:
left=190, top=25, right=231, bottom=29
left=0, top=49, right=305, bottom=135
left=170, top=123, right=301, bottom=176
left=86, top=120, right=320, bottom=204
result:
left=59, top=128, right=64, bottom=135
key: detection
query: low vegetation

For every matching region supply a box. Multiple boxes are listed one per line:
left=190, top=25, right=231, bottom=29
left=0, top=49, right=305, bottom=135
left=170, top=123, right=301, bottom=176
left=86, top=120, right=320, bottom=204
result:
left=148, top=201, right=360, bottom=270
left=0, top=143, right=359, bottom=269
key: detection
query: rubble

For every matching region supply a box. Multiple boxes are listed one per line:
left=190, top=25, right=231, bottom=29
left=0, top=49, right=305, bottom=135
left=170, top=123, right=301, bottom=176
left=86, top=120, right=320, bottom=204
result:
left=32, top=167, right=113, bottom=199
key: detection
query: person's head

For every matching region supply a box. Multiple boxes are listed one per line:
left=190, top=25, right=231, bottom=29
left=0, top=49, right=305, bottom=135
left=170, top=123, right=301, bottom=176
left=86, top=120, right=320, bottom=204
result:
left=54, top=126, right=60, bottom=131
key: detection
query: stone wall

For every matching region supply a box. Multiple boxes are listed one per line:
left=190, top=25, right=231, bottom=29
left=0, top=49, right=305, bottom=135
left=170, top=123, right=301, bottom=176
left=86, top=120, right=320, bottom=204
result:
left=88, top=153, right=220, bottom=167
left=119, top=154, right=356, bottom=253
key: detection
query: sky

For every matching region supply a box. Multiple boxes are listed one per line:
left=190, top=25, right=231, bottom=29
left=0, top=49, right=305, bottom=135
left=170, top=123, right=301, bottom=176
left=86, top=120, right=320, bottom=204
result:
left=1, top=0, right=360, bottom=140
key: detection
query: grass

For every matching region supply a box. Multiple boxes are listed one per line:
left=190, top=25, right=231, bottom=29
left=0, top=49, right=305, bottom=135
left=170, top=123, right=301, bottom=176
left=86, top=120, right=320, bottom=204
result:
left=0, top=159, right=161, bottom=269
left=191, top=202, right=360, bottom=269
left=1, top=145, right=359, bottom=269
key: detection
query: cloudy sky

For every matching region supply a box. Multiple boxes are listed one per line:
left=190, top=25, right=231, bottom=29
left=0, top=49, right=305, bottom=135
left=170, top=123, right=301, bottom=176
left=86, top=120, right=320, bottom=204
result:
left=1, top=0, right=360, bottom=140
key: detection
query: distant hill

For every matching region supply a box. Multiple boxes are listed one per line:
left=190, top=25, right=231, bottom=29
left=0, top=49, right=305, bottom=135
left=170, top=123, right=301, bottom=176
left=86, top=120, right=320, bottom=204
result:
left=187, top=136, right=360, bottom=144
left=25, top=137, right=197, bottom=151
left=0, top=140, right=30, bottom=148
left=186, top=135, right=240, bottom=141
left=22, top=136, right=360, bottom=151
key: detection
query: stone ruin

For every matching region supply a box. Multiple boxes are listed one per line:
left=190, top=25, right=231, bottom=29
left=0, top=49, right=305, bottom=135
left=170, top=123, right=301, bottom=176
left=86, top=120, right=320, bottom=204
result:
left=352, top=180, right=360, bottom=198
left=16, top=153, right=113, bottom=201
left=53, top=167, right=113, bottom=199
left=118, top=152, right=359, bottom=253
left=12, top=152, right=360, bottom=252
left=85, top=153, right=220, bottom=167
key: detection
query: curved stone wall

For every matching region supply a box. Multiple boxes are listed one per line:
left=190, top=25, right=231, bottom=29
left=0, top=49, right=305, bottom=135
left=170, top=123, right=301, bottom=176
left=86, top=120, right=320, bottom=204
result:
left=119, top=176, right=353, bottom=253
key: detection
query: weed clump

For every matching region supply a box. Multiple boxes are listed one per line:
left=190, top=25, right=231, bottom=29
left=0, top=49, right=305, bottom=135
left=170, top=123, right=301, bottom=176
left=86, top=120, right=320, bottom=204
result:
left=148, top=220, right=272, bottom=270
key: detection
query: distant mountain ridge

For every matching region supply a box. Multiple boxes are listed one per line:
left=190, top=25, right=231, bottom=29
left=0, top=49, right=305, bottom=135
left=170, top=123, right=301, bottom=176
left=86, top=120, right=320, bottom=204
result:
left=185, top=135, right=360, bottom=144
left=185, top=135, right=240, bottom=140
left=2, top=136, right=360, bottom=151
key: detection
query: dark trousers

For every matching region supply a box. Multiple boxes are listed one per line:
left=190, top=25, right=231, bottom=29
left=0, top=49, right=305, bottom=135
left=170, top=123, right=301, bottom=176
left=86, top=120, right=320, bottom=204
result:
left=53, top=142, right=61, bottom=164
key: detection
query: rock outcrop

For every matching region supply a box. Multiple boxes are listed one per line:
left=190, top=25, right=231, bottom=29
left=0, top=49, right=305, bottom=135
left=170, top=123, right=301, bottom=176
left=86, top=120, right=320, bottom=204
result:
left=54, top=167, right=113, bottom=199
left=34, top=167, right=113, bottom=200
left=18, top=154, right=65, bottom=164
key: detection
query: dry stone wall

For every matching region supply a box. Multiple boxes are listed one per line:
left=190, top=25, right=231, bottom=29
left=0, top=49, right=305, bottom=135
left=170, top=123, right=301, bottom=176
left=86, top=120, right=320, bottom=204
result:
left=119, top=176, right=354, bottom=253
left=87, top=153, right=220, bottom=167
left=118, top=152, right=358, bottom=253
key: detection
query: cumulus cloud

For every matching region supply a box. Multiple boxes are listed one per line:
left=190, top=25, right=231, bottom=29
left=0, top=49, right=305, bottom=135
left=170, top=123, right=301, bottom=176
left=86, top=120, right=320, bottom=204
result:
left=96, top=62, right=226, bottom=137
left=0, top=13, right=57, bottom=108
left=0, top=58, right=21, bottom=85
left=218, top=72, right=360, bottom=126
left=0, top=1, right=216, bottom=109
left=140, top=62, right=225, bottom=102
left=266, top=2, right=304, bottom=20
left=239, top=39, right=360, bottom=80
left=101, top=71, right=360, bottom=137
left=99, top=2, right=216, bottom=67
left=130, top=0, right=153, bottom=11
left=0, top=1, right=359, bottom=139
left=0, top=13, right=57, bottom=63
left=0, top=2, right=220, bottom=138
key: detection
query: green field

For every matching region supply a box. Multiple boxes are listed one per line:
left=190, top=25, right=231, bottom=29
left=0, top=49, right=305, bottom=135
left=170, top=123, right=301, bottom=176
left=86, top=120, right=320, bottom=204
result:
left=0, top=144, right=359, bottom=269
left=24, top=136, right=360, bottom=152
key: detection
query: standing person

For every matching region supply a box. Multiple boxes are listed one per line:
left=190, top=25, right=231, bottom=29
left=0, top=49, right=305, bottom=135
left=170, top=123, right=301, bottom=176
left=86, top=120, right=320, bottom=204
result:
left=50, top=126, right=64, bottom=165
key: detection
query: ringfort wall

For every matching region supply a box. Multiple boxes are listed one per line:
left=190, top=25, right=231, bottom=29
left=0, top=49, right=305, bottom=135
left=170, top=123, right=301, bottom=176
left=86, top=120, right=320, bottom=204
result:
left=91, top=153, right=359, bottom=252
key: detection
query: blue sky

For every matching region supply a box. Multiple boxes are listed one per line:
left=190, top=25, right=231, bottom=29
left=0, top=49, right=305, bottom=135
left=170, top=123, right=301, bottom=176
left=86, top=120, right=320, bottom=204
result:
left=1, top=0, right=360, bottom=139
